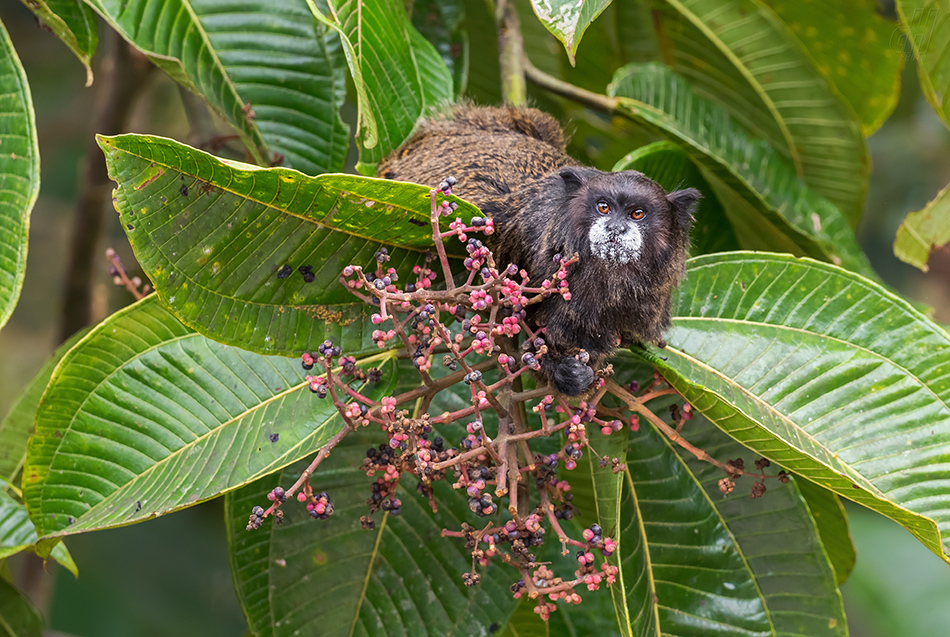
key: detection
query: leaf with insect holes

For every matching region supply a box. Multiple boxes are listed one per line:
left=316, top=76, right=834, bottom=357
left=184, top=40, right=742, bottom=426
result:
left=99, top=133, right=480, bottom=356
left=24, top=295, right=397, bottom=547
left=637, top=251, right=950, bottom=565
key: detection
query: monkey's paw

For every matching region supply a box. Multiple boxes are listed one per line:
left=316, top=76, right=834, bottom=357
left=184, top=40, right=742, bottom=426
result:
left=551, top=355, right=595, bottom=397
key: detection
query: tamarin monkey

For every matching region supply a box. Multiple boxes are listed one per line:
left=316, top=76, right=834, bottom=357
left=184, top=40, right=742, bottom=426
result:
left=378, top=105, right=700, bottom=396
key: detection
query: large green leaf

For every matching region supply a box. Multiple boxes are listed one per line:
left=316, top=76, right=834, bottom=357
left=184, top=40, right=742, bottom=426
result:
left=614, top=140, right=740, bottom=256
left=649, top=0, right=869, bottom=224
left=0, top=22, right=39, bottom=333
left=99, top=134, right=479, bottom=355
left=0, top=329, right=89, bottom=484
left=18, top=0, right=98, bottom=86
left=23, top=295, right=396, bottom=544
left=86, top=0, right=351, bottom=174
left=763, top=0, right=902, bottom=136
left=608, top=63, right=875, bottom=279
left=896, top=0, right=950, bottom=130
left=618, top=408, right=846, bottom=636
left=640, top=252, right=950, bottom=564
left=894, top=181, right=950, bottom=272
left=0, top=577, right=42, bottom=637
left=321, top=0, right=453, bottom=174
left=0, top=491, right=76, bottom=576
left=528, top=0, right=612, bottom=64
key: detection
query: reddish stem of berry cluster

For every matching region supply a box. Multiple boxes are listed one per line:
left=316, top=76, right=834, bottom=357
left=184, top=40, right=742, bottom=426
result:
left=105, top=247, right=150, bottom=299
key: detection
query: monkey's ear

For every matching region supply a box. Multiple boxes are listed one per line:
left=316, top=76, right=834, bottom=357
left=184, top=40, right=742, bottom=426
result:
left=559, top=167, right=595, bottom=195
left=667, top=188, right=702, bottom=226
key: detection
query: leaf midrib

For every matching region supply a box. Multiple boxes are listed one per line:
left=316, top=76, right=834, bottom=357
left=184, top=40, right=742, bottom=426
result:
left=671, top=315, right=950, bottom=416
left=658, top=344, right=880, bottom=493
left=621, top=469, right=660, bottom=637
left=347, top=509, right=389, bottom=637
left=647, top=425, right=778, bottom=636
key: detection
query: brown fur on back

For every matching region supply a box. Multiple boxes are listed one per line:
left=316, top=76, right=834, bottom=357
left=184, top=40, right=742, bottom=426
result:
left=377, top=105, right=576, bottom=211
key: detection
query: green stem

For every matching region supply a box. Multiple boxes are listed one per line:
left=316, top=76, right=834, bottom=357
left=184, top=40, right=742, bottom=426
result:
left=497, top=0, right=527, bottom=107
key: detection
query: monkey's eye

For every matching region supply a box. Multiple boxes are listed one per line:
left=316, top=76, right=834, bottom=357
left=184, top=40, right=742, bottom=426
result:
left=631, top=208, right=645, bottom=220
left=596, top=201, right=611, bottom=214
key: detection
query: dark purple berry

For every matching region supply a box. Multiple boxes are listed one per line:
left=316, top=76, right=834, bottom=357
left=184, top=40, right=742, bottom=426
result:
left=276, top=264, right=292, bottom=279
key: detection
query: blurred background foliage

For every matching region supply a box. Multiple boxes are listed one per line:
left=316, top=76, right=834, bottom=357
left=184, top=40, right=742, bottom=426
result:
left=2, top=1, right=950, bottom=635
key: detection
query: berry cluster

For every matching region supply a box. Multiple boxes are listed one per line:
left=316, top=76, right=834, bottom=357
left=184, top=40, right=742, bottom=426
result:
left=244, top=178, right=789, bottom=621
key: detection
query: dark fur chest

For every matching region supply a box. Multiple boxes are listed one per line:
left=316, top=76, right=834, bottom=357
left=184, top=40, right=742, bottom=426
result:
left=533, top=259, right=668, bottom=357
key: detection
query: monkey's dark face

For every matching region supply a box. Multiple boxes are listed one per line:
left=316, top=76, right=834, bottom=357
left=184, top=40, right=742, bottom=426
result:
left=584, top=180, right=663, bottom=265
left=560, top=168, right=697, bottom=269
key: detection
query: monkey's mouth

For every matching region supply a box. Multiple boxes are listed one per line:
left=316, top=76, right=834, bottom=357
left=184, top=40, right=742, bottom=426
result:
left=588, top=219, right=642, bottom=264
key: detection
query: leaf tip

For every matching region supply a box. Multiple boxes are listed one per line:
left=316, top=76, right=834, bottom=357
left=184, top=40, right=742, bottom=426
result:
left=95, top=134, right=116, bottom=150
